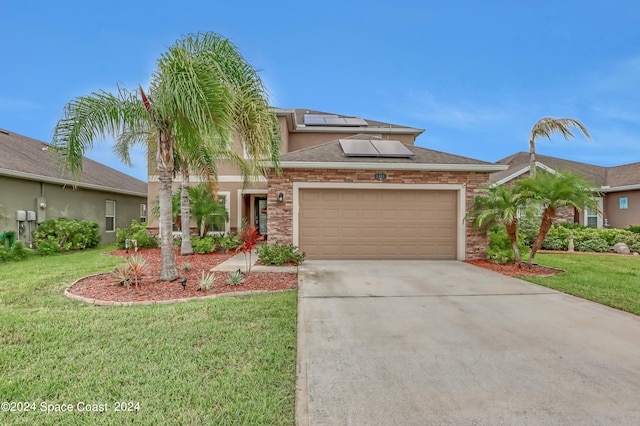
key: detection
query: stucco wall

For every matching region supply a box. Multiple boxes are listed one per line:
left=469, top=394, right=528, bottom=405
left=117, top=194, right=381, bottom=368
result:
left=0, top=175, right=146, bottom=245
left=266, top=168, right=491, bottom=260
left=605, top=191, right=640, bottom=228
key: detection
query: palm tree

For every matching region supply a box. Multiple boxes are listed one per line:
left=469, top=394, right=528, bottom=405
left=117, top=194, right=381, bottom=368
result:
left=188, top=184, right=228, bottom=237
left=467, top=184, right=527, bottom=265
left=52, top=32, right=280, bottom=281
left=518, top=171, right=601, bottom=265
left=529, top=117, right=591, bottom=176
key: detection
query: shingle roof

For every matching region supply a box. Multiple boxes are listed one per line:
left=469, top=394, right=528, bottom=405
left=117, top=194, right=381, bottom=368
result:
left=279, top=135, right=500, bottom=168
left=491, top=151, right=640, bottom=189
left=0, top=129, right=147, bottom=196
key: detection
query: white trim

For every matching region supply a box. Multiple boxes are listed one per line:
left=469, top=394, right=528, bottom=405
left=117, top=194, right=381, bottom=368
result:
left=267, top=161, right=507, bottom=172
left=147, top=175, right=266, bottom=183
left=0, top=168, right=146, bottom=197
left=492, top=162, right=558, bottom=186
left=292, top=182, right=467, bottom=260
left=236, top=189, right=268, bottom=230
left=602, top=183, right=640, bottom=193
left=582, top=197, right=604, bottom=228
left=105, top=200, right=116, bottom=233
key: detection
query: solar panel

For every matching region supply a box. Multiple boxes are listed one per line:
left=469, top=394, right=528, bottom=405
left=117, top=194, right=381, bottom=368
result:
left=339, top=139, right=415, bottom=158
left=304, top=114, right=368, bottom=127
left=370, top=140, right=414, bottom=157
left=339, top=139, right=379, bottom=156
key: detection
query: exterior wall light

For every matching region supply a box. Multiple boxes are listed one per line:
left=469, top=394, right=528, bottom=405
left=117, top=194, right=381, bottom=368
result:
left=277, top=192, right=284, bottom=203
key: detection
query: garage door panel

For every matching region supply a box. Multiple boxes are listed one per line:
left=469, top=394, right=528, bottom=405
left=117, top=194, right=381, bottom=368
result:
left=299, top=188, right=457, bottom=259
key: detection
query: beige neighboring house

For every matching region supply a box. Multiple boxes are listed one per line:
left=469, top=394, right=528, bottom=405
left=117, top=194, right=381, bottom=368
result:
left=491, top=152, right=640, bottom=229
left=0, top=129, right=148, bottom=245
left=147, top=109, right=507, bottom=260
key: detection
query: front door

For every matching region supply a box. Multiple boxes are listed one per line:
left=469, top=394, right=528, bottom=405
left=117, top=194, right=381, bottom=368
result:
left=255, top=197, right=268, bottom=237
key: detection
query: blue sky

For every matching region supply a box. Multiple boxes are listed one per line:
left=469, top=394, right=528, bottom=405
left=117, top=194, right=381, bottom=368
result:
left=2, top=1, right=639, bottom=182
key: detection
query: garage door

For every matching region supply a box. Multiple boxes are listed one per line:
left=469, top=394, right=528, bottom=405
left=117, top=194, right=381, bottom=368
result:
left=299, top=188, right=457, bottom=259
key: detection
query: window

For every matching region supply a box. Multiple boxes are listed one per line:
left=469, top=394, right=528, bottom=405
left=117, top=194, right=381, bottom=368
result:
left=140, top=204, right=147, bottom=223
left=585, top=207, right=598, bottom=227
left=620, top=197, right=629, bottom=209
left=106, top=200, right=116, bottom=232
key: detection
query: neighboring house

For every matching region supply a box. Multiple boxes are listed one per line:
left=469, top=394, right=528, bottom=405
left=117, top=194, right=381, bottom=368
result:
left=491, top=152, right=640, bottom=229
left=147, top=109, right=506, bottom=260
left=0, top=129, right=148, bottom=245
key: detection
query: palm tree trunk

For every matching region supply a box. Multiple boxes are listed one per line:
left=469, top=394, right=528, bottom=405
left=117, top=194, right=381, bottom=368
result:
left=180, top=168, right=194, bottom=255
left=505, top=222, right=522, bottom=266
left=529, top=137, right=537, bottom=177
left=157, top=131, right=179, bottom=281
left=528, top=208, right=555, bottom=265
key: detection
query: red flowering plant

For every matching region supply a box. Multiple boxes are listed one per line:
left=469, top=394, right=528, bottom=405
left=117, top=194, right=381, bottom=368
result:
left=236, top=225, right=264, bottom=273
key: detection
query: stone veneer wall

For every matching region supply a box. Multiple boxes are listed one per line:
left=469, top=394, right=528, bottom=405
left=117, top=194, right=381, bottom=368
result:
left=266, top=168, right=491, bottom=260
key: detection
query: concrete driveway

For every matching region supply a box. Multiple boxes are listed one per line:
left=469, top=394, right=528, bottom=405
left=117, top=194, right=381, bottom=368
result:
left=296, top=260, right=640, bottom=425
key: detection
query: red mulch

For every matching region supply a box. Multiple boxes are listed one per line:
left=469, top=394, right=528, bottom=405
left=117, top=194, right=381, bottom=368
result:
left=67, top=248, right=297, bottom=303
left=465, top=259, right=564, bottom=277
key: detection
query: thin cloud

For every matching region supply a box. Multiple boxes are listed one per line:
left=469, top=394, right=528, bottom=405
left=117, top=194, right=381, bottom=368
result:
left=0, top=97, right=43, bottom=112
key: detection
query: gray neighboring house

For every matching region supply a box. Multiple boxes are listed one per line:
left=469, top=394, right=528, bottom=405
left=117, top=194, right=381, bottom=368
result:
left=491, top=152, right=640, bottom=229
left=0, top=129, right=147, bottom=245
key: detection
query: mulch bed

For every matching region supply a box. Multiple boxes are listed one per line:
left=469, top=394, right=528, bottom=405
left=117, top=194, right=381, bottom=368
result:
left=465, top=259, right=564, bottom=277
left=67, top=248, right=298, bottom=304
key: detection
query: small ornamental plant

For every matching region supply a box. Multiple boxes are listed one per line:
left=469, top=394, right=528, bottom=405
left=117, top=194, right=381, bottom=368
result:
left=227, top=269, right=244, bottom=286
left=199, top=271, right=216, bottom=292
left=236, top=226, right=263, bottom=273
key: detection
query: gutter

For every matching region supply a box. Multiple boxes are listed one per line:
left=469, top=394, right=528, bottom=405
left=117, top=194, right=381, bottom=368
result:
left=0, top=168, right=147, bottom=197
left=265, top=161, right=508, bottom=172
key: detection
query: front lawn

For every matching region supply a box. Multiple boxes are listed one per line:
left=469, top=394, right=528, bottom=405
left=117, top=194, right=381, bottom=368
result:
left=521, top=253, right=640, bottom=316
left=0, top=246, right=297, bottom=425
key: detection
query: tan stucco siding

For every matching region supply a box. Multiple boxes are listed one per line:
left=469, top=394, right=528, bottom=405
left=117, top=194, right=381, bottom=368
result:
left=605, top=191, right=640, bottom=228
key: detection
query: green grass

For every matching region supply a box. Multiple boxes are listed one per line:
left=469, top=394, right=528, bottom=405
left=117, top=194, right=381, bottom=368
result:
left=521, top=253, right=640, bottom=315
left=0, top=246, right=297, bottom=425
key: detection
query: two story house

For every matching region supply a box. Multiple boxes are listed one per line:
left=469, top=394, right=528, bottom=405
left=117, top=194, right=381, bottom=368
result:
left=146, top=109, right=507, bottom=260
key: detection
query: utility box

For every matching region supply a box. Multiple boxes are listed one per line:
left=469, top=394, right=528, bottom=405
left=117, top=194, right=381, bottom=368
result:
left=16, top=210, right=26, bottom=221
left=27, top=211, right=36, bottom=221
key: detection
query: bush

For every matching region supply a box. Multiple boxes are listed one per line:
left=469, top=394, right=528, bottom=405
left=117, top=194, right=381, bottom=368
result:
left=517, top=217, right=540, bottom=247
left=33, top=218, right=100, bottom=253
left=192, top=237, right=214, bottom=254
left=115, top=221, right=158, bottom=249
left=627, top=225, right=640, bottom=234
left=486, top=227, right=529, bottom=264
left=613, top=233, right=640, bottom=253
left=8, top=240, right=31, bottom=260
left=257, top=243, right=306, bottom=265
left=575, top=237, right=610, bottom=252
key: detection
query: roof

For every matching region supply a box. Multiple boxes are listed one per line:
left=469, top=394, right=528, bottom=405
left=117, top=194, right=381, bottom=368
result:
left=491, top=151, right=640, bottom=191
left=273, top=108, right=425, bottom=136
left=0, top=129, right=147, bottom=196
left=276, top=135, right=506, bottom=172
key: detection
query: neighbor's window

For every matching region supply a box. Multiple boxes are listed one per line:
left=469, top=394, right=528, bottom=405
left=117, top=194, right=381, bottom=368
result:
left=106, top=200, right=116, bottom=232
left=140, top=204, right=147, bottom=223
left=620, top=197, right=629, bottom=209
left=585, top=207, right=598, bottom=227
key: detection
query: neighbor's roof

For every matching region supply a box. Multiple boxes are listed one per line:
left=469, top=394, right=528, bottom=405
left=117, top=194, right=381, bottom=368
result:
left=491, top=151, right=640, bottom=190
left=272, top=108, right=425, bottom=136
left=274, top=135, right=506, bottom=172
left=0, top=129, right=147, bottom=196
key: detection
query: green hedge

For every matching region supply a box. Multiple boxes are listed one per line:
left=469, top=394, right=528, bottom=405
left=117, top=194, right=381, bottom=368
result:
left=33, top=218, right=101, bottom=255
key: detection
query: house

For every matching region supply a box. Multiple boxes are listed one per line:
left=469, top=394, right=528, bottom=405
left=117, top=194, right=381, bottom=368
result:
left=0, top=129, right=148, bottom=245
left=491, top=152, right=640, bottom=229
left=147, top=109, right=507, bottom=260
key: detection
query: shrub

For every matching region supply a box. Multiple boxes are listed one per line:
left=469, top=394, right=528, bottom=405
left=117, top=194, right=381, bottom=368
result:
left=33, top=218, right=101, bottom=253
left=257, top=243, right=306, bottom=265
left=541, top=225, right=571, bottom=250
left=575, top=237, right=610, bottom=252
left=8, top=240, right=32, bottom=261
left=486, top=227, right=529, bottom=264
left=192, top=237, right=215, bottom=254
left=0, top=244, right=7, bottom=261
left=517, top=217, right=541, bottom=247
left=115, top=221, right=158, bottom=249
left=627, top=225, right=640, bottom=234
left=110, top=255, right=147, bottom=289
left=613, top=233, right=640, bottom=253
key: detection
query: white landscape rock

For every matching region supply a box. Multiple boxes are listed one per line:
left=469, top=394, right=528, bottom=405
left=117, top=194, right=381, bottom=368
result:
left=612, top=242, right=631, bottom=255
